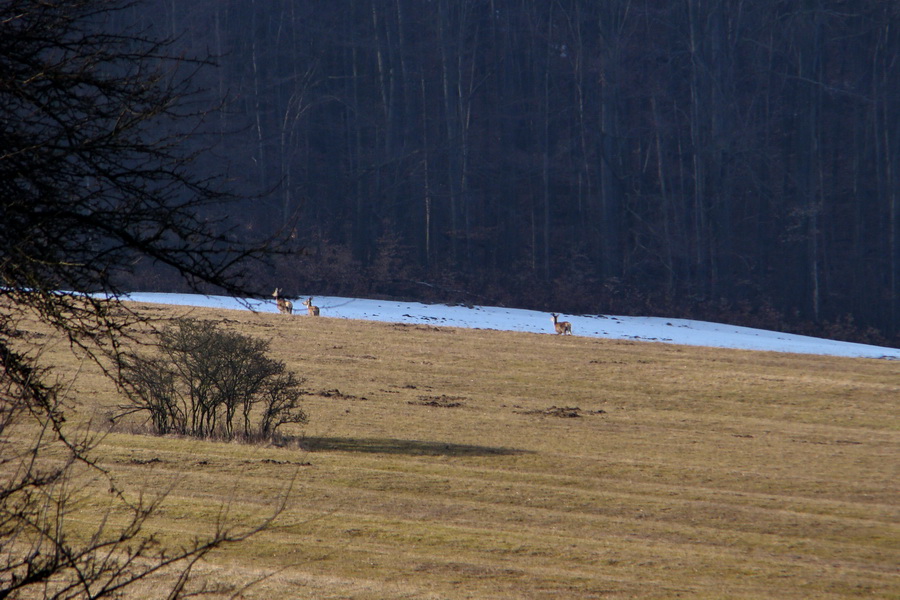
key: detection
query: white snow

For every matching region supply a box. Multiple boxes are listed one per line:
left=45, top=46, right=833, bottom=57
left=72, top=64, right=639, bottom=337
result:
left=121, top=292, right=900, bottom=360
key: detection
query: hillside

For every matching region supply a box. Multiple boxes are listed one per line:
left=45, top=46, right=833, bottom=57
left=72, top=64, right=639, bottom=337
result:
left=30, top=301, right=900, bottom=599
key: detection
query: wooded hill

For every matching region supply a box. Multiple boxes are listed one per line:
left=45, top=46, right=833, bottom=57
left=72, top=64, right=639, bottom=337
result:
left=123, top=1, right=899, bottom=344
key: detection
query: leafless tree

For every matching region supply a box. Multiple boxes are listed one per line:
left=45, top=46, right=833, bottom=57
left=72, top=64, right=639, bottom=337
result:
left=1, top=1, right=287, bottom=597
left=120, top=319, right=308, bottom=440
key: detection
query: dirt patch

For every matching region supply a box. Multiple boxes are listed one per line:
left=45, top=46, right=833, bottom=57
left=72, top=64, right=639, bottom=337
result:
left=408, top=395, right=467, bottom=408
left=514, top=406, right=606, bottom=418
left=128, top=457, right=163, bottom=465
left=257, top=458, right=312, bottom=467
left=391, top=323, right=450, bottom=332
left=315, top=388, right=368, bottom=401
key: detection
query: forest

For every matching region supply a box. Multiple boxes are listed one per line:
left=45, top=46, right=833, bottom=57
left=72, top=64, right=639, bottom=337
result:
left=121, top=0, right=899, bottom=344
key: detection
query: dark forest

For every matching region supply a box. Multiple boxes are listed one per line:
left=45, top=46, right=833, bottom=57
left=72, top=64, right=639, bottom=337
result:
left=122, top=1, right=899, bottom=345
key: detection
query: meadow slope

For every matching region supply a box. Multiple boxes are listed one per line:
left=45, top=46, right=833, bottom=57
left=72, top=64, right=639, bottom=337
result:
left=25, top=301, right=900, bottom=599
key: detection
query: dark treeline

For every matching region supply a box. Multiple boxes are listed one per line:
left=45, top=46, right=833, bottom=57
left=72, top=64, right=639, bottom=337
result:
left=127, top=1, right=900, bottom=344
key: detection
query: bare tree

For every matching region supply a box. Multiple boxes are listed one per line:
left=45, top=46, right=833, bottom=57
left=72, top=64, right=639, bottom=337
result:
left=0, top=1, right=286, bottom=597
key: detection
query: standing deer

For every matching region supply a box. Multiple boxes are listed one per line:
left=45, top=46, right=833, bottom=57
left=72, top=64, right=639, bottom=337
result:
left=551, top=313, right=572, bottom=335
left=303, top=297, right=320, bottom=316
left=272, top=288, right=293, bottom=314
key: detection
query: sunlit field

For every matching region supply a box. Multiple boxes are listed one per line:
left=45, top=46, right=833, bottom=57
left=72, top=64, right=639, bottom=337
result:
left=20, top=301, right=900, bottom=599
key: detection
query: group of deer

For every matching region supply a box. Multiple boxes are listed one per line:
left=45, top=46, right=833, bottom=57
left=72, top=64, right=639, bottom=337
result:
left=272, top=289, right=319, bottom=316
left=276, top=288, right=570, bottom=334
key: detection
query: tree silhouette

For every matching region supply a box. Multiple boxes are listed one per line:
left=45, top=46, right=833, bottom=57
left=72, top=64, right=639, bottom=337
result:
left=121, top=319, right=307, bottom=440
left=0, top=1, right=284, bottom=597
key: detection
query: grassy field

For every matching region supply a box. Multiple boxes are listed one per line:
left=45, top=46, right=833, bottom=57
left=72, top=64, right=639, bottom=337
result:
left=20, top=301, right=900, bottom=599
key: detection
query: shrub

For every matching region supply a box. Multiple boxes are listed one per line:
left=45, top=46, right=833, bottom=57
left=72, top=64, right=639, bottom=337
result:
left=121, top=319, right=307, bottom=440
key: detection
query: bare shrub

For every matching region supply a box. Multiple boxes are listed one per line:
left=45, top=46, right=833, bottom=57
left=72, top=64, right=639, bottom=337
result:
left=121, top=319, right=307, bottom=440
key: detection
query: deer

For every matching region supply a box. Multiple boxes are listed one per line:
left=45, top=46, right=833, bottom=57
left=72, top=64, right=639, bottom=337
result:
left=272, top=288, right=293, bottom=314
left=551, top=313, right=572, bottom=335
left=302, top=297, right=320, bottom=317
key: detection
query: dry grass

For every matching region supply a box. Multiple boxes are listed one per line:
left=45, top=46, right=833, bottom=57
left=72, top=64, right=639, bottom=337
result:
left=17, top=301, right=900, bottom=599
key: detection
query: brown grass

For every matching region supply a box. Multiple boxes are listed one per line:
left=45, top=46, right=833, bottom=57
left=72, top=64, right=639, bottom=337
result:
left=18, top=301, right=900, bottom=599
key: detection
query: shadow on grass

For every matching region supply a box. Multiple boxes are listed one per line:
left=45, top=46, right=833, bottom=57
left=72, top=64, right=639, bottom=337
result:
left=300, top=436, right=530, bottom=457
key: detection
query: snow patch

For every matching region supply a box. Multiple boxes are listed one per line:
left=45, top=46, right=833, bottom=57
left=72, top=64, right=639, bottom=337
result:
left=122, top=292, right=900, bottom=360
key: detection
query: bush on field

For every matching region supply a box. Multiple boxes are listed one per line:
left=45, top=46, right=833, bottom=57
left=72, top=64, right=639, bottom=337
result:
left=121, top=319, right=307, bottom=440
